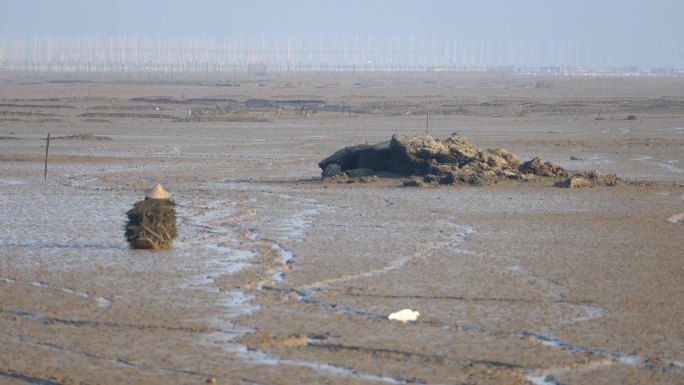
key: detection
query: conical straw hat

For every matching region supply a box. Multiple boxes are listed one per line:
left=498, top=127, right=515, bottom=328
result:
left=145, top=184, right=170, bottom=200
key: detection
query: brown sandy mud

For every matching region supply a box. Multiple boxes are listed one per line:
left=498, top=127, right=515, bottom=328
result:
left=0, top=72, right=683, bottom=385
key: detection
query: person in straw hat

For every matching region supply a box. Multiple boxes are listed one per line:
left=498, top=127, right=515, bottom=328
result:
left=145, top=184, right=170, bottom=200
left=125, top=184, right=176, bottom=249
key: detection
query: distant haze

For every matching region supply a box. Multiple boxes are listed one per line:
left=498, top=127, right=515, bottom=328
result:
left=1, top=0, right=682, bottom=68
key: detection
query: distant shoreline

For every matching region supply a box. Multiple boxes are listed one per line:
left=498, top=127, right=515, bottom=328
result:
left=1, top=66, right=683, bottom=82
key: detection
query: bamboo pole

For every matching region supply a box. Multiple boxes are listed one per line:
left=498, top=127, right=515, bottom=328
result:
left=44, top=133, right=50, bottom=181
left=425, top=108, right=430, bottom=136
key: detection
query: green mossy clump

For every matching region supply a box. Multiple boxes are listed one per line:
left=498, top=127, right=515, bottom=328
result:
left=125, top=198, right=177, bottom=249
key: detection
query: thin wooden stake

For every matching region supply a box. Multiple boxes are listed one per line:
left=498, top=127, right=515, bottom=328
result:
left=44, top=133, right=50, bottom=181
left=425, top=108, right=430, bottom=136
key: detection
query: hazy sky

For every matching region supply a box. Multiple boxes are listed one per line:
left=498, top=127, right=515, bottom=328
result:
left=1, top=0, right=682, bottom=66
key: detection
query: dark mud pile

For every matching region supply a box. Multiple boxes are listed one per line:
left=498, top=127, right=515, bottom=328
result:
left=125, top=199, right=177, bottom=249
left=319, top=134, right=621, bottom=187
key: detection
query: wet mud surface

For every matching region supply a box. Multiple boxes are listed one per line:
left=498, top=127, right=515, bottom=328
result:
left=0, top=73, right=683, bottom=384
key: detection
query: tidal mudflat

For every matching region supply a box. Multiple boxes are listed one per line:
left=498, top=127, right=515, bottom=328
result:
left=1, top=72, right=683, bottom=384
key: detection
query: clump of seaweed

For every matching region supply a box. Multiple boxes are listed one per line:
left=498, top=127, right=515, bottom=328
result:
left=125, top=185, right=177, bottom=249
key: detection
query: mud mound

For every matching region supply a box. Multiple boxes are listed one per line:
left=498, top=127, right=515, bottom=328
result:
left=320, top=134, right=622, bottom=188
left=520, top=157, right=568, bottom=177
left=125, top=199, right=177, bottom=249
left=555, top=171, right=621, bottom=188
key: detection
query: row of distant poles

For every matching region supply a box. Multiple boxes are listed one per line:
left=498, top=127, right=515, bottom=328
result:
left=0, top=35, right=618, bottom=73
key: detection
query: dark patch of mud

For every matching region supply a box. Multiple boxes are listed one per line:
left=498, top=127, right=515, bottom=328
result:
left=245, top=99, right=324, bottom=108
left=0, top=103, right=75, bottom=109
left=130, top=96, right=322, bottom=118
left=47, top=79, right=94, bottom=84
left=0, top=111, right=56, bottom=117
left=87, top=105, right=165, bottom=111
left=0, top=369, right=65, bottom=385
left=176, top=115, right=272, bottom=123
left=79, top=112, right=175, bottom=119
left=52, top=134, right=112, bottom=141
left=130, top=96, right=238, bottom=105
